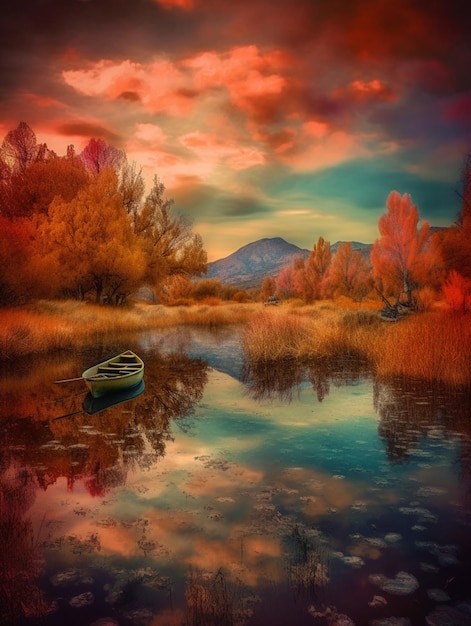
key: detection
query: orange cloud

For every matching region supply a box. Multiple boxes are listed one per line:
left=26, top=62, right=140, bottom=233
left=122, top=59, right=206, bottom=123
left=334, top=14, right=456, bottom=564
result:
left=179, top=130, right=265, bottom=170
left=62, top=58, right=194, bottom=116
left=153, top=0, right=194, bottom=9
left=334, top=79, right=396, bottom=104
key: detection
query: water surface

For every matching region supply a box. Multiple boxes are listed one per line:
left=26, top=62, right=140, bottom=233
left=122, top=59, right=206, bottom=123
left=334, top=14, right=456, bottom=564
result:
left=1, top=328, right=471, bottom=626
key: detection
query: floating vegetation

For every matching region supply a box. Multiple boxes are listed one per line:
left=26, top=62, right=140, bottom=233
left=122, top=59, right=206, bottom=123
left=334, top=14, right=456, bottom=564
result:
left=69, top=591, right=94, bottom=608
left=369, top=571, right=419, bottom=596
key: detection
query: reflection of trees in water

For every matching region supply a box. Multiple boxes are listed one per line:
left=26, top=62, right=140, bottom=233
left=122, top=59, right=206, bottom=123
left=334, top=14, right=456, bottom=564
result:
left=1, top=353, right=208, bottom=495
left=0, top=351, right=209, bottom=624
left=0, top=458, right=52, bottom=625
left=374, top=377, right=471, bottom=479
left=284, top=525, right=330, bottom=596
left=242, top=356, right=370, bottom=403
left=185, top=567, right=259, bottom=626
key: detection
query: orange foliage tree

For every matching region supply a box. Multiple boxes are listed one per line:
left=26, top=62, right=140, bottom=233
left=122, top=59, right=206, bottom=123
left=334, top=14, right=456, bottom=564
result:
left=437, top=154, right=471, bottom=285
left=4, top=157, right=90, bottom=218
left=33, top=169, right=146, bottom=302
left=371, top=191, right=436, bottom=308
left=132, top=176, right=207, bottom=295
left=324, top=242, right=372, bottom=300
left=304, top=236, right=332, bottom=301
left=0, top=123, right=208, bottom=305
left=0, top=216, right=34, bottom=303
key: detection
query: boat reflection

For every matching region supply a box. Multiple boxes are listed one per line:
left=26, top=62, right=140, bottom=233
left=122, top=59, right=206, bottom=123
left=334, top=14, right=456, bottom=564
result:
left=82, top=379, right=145, bottom=415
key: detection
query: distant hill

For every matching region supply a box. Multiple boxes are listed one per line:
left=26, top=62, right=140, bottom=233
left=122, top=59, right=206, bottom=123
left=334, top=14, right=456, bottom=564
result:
left=205, top=237, right=372, bottom=289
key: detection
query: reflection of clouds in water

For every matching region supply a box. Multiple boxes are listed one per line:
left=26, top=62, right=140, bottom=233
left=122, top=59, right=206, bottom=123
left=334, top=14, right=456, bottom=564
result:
left=3, top=341, right=471, bottom=625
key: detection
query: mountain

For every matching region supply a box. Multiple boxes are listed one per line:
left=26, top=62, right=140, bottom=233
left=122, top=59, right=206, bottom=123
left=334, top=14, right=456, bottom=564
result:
left=205, top=237, right=372, bottom=289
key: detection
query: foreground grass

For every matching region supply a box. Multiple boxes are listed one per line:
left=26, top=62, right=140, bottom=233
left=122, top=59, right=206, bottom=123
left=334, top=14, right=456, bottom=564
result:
left=1, top=299, right=469, bottom=386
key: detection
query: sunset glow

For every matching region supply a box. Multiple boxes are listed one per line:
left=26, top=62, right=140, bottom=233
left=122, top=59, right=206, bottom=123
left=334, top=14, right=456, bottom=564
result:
left=1, top=0, right=469, bottom=260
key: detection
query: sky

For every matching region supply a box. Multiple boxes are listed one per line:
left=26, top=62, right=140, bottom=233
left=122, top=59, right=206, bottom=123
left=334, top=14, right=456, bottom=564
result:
left=1, top=0, right=470, bottom=261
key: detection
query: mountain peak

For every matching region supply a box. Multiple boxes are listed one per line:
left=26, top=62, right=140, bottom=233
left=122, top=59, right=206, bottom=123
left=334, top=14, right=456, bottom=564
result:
left=206, top=237, right=310, bottom=288
left=205, top=237, right=373, bottom=290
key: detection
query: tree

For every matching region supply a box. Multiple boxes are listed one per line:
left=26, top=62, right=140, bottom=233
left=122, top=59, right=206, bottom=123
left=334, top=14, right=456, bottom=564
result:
left=0, top=122, right=41, bottom=176
left=438, top=153, right=471, bottom=280
left=260, top=277, right=276, bottom=302
left=119, top=160, right=145, bottom=217
left=442, top=270, right=471, bottom=313
left=133, top=176, right=207, bottom=292
left=0, top=216, right=34, bottom=304
left=305, top=236, right=331, bottom=301
left=325, top=242, right=372, bottom=300
left=2, top=156, right=89, bottom=218
left=371, top=191, right=434, bottom=308
left=80, top=138, right=125, bottom=175
left=33, top=169, right=145, bottom=302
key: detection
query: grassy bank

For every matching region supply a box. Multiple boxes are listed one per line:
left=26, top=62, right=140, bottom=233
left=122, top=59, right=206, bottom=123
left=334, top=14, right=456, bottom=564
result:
left=1, top=299, right=469, bottom=386
left=241, top=306, right=471, bottom=386
left=0, top=300, right=259, bottom=359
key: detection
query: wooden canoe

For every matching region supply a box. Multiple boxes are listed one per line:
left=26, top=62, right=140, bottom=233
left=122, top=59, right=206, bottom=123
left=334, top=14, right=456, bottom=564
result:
left=82, top=350, right=144, bottom=398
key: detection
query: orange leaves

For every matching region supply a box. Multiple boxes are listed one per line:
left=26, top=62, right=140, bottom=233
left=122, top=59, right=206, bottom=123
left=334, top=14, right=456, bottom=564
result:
left=442, top=270, right=471, bottom=313
left=372, top=191, right=435, bottom=305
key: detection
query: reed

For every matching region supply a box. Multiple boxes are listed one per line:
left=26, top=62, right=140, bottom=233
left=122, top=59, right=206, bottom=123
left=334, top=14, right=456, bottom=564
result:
left=367, top=312, right=471, bottom=386
left=0, top=300, right=259, bottom=359
left=242, top=307, right=471, bottom=386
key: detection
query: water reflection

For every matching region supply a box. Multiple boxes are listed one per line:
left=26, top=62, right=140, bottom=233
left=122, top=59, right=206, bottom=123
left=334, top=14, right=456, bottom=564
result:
left=242, top=355, right=371, bottom=402
left=1, top=335, right=471, bottom=626
left=0, top=350, right=208, bottom=625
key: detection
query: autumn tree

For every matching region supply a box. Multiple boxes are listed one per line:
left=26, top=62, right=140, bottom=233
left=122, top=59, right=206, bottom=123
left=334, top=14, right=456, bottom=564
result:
left=80, top=137, right=125, bottom=175
left=0, top=216, right=34, bottom=304
left=438, top=154, right=471, bottom=280
left=119, top=160, right=145, bottom=217
left=372, top=191, right=436, bottom=308
left=260, top=276, right=276, bottom=302
left=132, top=176, right=207, bottom=294
left=0, top=122, right=41, bottom=176
left=275, top=260, right=305, bottom=300
left=304, top=236, right=332, bottom=302
left=2, top=156, right=89, bottom=218
left=33, top=169, right=145, bottom=302
left=324, top=242, right=372, bottom=300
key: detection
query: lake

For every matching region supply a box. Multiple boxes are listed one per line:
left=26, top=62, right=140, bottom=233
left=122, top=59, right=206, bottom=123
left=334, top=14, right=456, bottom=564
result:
left=1, top=327, right=471, bottom=626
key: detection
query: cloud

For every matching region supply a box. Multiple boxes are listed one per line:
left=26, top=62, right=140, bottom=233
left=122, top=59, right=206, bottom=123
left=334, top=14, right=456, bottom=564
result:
left=179, top=130, right=265, bottom=170
left=153, top=0, right=194, bottom=9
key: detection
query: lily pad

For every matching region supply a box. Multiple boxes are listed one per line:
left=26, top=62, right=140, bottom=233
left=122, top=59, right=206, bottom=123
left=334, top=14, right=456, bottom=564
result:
left=369, top=571, right=419, bottom=596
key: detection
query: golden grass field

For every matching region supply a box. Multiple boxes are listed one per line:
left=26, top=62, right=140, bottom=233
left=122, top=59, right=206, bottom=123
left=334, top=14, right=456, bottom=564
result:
left=1, top=299, right=470, bottom=386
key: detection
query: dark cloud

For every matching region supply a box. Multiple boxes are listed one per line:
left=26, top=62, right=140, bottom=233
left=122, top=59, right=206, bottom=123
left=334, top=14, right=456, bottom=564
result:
left=171, top=178, right=271, bottom=222
left=55, top=121, right=124, bottom=145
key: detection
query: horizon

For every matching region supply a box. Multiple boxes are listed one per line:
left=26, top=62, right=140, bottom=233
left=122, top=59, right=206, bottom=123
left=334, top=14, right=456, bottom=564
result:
left=1, top=1, right=468, bottom=261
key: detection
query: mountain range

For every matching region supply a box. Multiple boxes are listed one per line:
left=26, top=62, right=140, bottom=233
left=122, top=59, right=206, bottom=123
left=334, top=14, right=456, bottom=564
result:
left=206, top=237, right=373, bottom=289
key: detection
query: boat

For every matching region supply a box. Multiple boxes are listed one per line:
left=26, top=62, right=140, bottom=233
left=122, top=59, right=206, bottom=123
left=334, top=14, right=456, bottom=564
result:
left=81, top=350, right=144, bottom=398
left=82, top=380, right=145, bottom=414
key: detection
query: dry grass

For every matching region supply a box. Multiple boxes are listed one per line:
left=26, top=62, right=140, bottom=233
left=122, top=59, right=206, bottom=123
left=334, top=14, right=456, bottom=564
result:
left=1, top=299, right=469, bottom=386
left=367, top=312, right=471, bottom=386
left=242, top=306, right=471, bottom=386
left=0, top=300, right=259, bottom=358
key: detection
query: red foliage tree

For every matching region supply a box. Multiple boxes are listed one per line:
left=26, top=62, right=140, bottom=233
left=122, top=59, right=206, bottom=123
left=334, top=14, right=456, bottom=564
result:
left=372, top=191, right=436, bottom=307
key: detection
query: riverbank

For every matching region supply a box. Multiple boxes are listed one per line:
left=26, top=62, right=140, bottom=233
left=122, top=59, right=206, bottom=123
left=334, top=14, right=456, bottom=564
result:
left=242, top=305, right=471, bottom=386
left=0, top=300, right=259, bottom=359
left=1, top=299, right=470, bottom=386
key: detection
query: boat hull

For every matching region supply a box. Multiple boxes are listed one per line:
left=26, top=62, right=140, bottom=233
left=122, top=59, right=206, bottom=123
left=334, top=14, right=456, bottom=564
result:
left=82, top=350, right=144, bottom=398
left=82, top=380, right=145, bottom=414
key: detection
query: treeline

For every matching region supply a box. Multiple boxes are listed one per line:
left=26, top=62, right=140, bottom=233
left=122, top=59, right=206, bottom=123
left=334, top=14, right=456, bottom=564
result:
left=0, top=122, right=207, bottom=305
left=264, top=171, right=471, bottom=312
left=1, top=122, right=470, bottom=311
